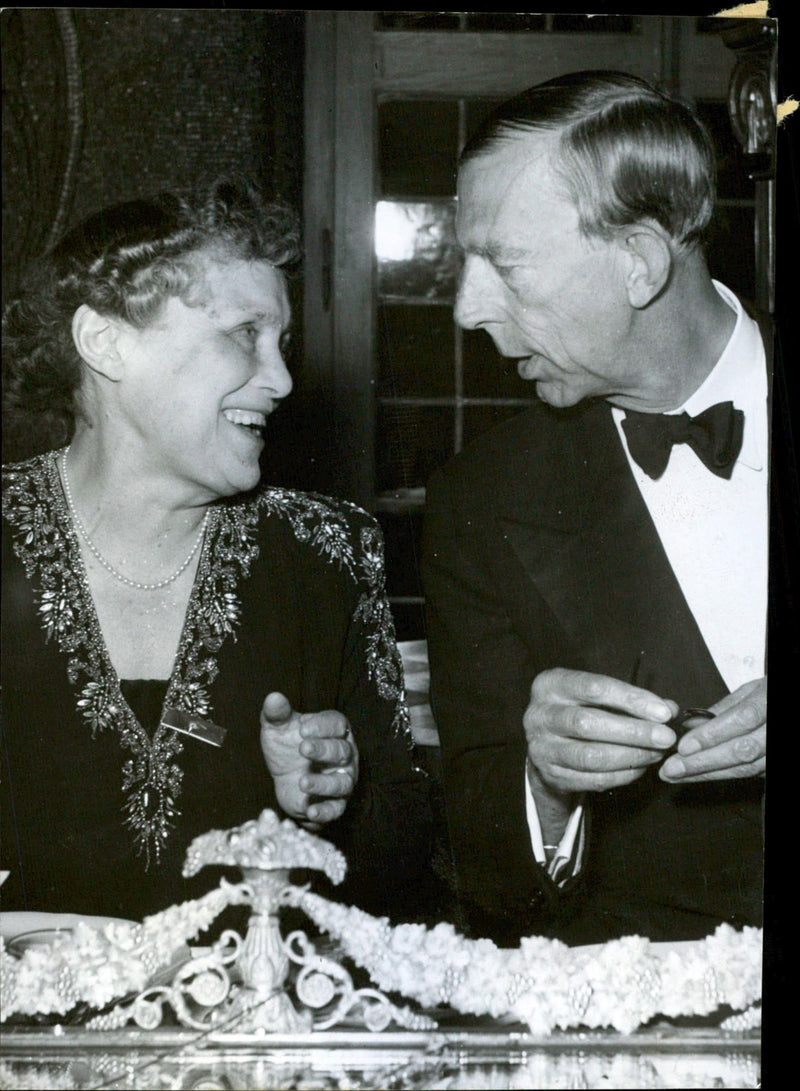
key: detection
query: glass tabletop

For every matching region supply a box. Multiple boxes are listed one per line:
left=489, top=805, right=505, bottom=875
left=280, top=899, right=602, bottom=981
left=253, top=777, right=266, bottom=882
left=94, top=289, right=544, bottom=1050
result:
left=0, top=1021, right=761, bottom=1090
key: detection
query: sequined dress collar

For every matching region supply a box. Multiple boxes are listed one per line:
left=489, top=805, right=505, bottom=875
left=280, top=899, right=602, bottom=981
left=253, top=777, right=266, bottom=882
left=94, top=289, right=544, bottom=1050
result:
left=2, top=450, right=258, bottom=864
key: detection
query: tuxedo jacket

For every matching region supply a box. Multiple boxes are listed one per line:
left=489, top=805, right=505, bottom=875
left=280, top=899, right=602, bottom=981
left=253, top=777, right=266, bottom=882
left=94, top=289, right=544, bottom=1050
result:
left=422, top=398, right=764, bottom=946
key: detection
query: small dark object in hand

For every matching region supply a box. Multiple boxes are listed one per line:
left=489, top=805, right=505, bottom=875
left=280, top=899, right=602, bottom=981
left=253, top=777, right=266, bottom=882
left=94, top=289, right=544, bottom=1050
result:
left=669, top=707, right=715, bottom=743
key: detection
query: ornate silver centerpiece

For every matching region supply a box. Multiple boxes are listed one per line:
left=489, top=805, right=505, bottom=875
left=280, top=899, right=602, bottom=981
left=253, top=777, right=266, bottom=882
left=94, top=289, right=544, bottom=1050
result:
left=169, top=809, right=432, bottom=1034
left=0, top=810, right=433, bottom=1034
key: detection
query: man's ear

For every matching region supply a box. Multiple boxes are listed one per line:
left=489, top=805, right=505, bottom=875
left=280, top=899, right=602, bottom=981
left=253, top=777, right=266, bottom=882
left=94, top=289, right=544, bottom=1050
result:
left=71, top=304, right=124, bottom=380
left=619, top=225, right=673, bottom=309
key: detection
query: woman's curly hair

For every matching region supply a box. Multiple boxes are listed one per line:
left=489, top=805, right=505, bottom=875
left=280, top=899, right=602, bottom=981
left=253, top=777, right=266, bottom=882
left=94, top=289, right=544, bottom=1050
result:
left=2, top=177, right=301, bottom=460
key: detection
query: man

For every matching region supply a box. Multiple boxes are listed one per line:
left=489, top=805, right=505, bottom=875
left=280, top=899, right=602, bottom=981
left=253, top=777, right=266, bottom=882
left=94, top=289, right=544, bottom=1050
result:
left=422, top=71, right=767, bottom=946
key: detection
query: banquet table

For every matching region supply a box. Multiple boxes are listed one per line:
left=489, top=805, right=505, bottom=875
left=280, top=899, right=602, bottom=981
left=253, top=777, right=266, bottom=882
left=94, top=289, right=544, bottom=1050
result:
left=0, top=1019, right=761, bottom=1090
left=0, top=795, right=763, bottom=1090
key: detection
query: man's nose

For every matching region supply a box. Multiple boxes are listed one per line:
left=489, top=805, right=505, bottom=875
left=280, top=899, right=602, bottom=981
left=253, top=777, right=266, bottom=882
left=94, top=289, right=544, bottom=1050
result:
left=453, top=255, right=495, bottom=330
left=255, top=343, right=293, bottom=400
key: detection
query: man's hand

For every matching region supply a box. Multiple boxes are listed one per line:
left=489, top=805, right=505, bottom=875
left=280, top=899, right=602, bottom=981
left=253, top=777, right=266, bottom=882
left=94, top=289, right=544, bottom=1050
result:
left=524, top=668, right=679, bottom=795
left=259, top=692, right=359, bottom=829
left=659, top=676, right=766, bottom=783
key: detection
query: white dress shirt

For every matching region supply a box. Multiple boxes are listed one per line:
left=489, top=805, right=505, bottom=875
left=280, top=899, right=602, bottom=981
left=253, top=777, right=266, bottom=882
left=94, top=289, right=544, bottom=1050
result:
left=526, top=280, right=769, bottom=880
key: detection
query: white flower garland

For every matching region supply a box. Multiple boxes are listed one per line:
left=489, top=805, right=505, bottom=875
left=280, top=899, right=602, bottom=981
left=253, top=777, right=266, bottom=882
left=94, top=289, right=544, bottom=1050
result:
left=288, top=889, right=762, bottom=1036
left=0, top=880, right=248, bottom=1019
left=3, top=878, right=763, bottom=1034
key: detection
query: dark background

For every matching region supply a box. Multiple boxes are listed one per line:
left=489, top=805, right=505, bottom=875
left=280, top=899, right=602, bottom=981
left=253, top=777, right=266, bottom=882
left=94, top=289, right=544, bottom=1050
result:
left=1, top=9, right=305, bottom=301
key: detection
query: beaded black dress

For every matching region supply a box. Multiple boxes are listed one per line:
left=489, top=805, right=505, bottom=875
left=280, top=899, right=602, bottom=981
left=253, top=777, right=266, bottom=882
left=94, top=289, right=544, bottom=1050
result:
left=1, top=450, right=434, bottom=925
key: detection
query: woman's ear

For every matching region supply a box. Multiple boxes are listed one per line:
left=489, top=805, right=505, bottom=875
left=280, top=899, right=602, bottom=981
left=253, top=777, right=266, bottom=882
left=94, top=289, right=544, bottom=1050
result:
left=619, top=225, right=673, bottom=309
left=71, top=304, right=124, bottom=379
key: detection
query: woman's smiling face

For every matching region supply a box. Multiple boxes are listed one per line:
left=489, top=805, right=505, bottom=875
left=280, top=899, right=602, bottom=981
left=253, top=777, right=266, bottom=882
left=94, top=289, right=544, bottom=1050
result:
left=109, top=254, right=293, bottom=502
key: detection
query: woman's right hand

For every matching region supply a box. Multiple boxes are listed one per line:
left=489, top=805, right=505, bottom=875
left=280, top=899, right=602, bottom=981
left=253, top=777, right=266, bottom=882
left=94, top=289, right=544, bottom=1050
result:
left=259, top=692, right=359, bottom=830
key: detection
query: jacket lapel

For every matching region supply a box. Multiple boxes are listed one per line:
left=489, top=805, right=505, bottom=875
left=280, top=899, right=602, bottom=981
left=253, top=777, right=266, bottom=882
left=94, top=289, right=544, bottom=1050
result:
left=499, top=403, right=728, bottom=707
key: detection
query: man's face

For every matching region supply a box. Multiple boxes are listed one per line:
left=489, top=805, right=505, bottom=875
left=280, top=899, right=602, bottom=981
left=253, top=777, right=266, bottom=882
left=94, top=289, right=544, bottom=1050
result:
left=455, top=133, right=639, bottom=409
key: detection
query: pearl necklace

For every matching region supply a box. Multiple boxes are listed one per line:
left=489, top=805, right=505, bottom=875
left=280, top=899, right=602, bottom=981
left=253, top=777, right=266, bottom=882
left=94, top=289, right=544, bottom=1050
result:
left=61, top=448, right=210, bottom=591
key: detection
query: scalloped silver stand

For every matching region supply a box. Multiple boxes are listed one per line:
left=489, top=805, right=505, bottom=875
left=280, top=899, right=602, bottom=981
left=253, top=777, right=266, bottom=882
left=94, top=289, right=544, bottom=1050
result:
left=90, top=866, right=435, bottom=1034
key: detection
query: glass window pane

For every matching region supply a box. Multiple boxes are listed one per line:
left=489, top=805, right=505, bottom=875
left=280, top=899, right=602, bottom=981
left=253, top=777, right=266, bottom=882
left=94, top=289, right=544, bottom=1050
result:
left=379, top=101, right=459, bottom=196
left=375, top=200, right=460, bottom=300
left=375, top=12, right=638, bottom=33
left=376, top=404, right=454, bottom=492
left=465, top=14, right=546, bottom=32
left=462, top=404, right=532, bottom=449
left=376, top=511, right=424, bottom=598
left=376, top=12, right=462, bottom=31
left=551, top=14, right=637, bottom=33
left=463, top=329, right=536, bottom=399
left=378, top=303, right=455, bottom=397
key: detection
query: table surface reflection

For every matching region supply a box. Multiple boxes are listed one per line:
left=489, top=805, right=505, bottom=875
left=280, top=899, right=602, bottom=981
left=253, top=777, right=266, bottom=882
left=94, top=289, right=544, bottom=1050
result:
left=0, top=1021, right=761, bottom=1090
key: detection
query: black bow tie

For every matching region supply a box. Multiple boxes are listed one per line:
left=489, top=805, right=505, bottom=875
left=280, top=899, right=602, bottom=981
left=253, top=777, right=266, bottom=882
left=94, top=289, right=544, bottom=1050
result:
left=621, top=401, right=744, bottom=480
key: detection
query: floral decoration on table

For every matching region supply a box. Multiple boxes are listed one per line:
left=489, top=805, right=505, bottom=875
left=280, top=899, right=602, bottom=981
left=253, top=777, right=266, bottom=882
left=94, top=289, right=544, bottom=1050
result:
left=175, top=808, right=431, bottom=1034
left=1, top=808, right=762, bottom=1039
left=0, top=810, right=430, bottom=1035
left=0, top=881, right=247, bottom=1022
left=286, top=889, right=762, bottom=1036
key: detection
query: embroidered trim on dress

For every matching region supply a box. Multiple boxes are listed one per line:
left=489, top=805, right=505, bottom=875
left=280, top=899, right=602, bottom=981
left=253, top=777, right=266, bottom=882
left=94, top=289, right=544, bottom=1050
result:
left=2, top=452, right=411, bottom=866
left=257, top=487, right=410, bottom=738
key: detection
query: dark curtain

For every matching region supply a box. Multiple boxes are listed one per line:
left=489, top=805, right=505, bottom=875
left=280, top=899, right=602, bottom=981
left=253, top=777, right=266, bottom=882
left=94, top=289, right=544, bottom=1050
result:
left=2, top=10, right=82, bottom=307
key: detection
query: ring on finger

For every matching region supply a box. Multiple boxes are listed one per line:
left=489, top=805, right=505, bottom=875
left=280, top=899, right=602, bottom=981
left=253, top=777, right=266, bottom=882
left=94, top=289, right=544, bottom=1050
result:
left=669, top=707, right=715, bottom=738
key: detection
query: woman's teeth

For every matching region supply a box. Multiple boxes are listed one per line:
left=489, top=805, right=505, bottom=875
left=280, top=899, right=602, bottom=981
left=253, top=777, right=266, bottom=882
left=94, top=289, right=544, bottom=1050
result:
left=223, top=408, right=267, bottom=431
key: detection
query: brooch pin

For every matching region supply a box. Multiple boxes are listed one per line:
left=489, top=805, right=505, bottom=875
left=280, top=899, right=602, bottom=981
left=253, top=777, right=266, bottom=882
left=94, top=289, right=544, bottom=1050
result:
left=161, top=707, right=227, bottom=748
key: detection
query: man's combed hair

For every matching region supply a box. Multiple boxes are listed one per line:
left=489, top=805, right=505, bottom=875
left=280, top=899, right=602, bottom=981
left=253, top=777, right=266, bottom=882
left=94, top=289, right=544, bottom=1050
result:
left=461, top=70, right=717, bottom=251
left=2, top=178, right=301, bottom=459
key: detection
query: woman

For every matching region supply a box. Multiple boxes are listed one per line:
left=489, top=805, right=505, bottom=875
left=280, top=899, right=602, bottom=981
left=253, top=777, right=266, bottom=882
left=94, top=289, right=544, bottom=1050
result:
left=1, top=180, right=434, bottom=928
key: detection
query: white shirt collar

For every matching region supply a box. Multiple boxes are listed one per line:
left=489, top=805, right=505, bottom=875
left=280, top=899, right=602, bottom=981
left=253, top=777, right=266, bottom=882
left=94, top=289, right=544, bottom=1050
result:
left=677, top=280, right=767, bottom=471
